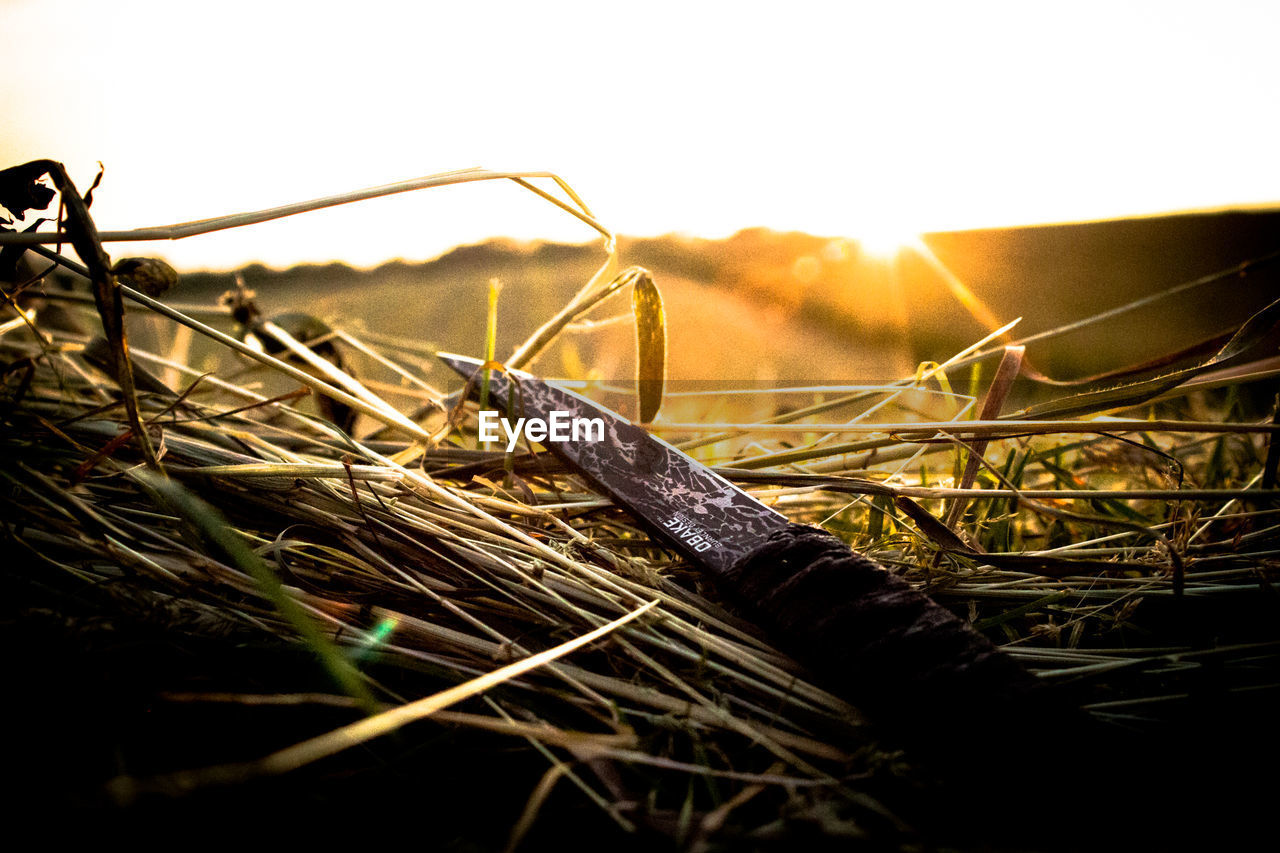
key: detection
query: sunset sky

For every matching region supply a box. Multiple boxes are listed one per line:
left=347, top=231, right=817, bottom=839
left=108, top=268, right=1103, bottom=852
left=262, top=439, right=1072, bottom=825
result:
left=4, top=1, right=1278, bottom=271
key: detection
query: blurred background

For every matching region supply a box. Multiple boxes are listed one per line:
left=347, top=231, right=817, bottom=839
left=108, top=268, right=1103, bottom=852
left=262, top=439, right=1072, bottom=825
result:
left=4, top=1, right=1279, bottom=383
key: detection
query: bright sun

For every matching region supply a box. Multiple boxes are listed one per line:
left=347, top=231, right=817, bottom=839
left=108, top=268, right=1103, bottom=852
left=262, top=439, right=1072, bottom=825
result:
left=855, top=225, right=923, bottom=261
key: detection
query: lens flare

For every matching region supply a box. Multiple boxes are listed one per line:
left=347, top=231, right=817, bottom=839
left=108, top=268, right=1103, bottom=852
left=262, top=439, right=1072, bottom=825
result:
left=855, top=226, right=922, bottom=261
left=349, top=615, right=399, bottom=662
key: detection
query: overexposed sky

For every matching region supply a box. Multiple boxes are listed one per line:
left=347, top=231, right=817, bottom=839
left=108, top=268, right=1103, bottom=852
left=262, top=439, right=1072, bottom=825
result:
left=3, top=0, right=1278, bottom=270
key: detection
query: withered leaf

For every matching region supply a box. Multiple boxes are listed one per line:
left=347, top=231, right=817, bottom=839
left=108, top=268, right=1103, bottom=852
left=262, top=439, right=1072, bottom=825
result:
left=83, top=162, right=105, bottom=209
left=0, top=161, right=55, bottom=221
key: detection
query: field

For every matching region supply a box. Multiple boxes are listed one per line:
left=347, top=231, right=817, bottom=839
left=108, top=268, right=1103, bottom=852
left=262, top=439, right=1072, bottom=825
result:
left=3, top=173, right=1279, bottom=848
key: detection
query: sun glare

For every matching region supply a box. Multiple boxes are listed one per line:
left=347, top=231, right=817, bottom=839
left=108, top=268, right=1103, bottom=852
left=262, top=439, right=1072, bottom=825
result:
left=855, top=226, right=923, bottom=262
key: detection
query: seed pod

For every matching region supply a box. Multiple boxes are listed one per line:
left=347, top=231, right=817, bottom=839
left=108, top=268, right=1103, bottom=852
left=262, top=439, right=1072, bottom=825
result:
left=631, top=270, right=665, bottom=423
left=113, top=257, right=179, bottom=298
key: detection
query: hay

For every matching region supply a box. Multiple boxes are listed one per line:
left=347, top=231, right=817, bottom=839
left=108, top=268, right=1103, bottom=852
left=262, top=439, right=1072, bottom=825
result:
left=2, top=168, right=1278, bottom=847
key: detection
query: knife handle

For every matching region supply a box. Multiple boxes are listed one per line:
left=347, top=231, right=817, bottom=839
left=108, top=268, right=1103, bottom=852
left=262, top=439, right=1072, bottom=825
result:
left=723, top=524, right=1076, bottom=764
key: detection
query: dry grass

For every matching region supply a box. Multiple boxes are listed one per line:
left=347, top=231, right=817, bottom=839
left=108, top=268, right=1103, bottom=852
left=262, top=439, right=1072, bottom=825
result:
left=2, top=167, right=1278, bottom=848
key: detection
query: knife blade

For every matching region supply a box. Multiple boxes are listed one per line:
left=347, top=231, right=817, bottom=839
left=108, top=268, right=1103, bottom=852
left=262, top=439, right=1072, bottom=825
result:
left=437, top=353, right=1075, bottom=769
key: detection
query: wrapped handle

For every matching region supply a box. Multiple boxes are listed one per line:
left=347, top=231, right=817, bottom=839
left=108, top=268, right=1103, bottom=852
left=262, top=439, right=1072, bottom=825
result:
left=723, top=524, right=1075, bottom=767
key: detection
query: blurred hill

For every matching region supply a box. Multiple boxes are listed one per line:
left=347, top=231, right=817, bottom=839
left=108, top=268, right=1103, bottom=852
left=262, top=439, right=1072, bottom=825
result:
left=170, top=209, right=1280, bottom=384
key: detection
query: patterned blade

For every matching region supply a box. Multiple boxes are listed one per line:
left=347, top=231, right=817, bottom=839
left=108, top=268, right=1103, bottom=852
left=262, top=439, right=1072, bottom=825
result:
left=438, top=353, right=790, bottom=575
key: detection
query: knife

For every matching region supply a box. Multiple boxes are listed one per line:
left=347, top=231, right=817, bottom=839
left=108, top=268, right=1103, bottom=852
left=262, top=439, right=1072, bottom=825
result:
left=437, top=353, right=1078, bottom=771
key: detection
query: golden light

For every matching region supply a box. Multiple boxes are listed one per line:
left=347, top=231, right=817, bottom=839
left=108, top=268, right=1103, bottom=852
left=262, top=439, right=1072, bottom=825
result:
left=854, top=226, right=924, bottom=262
left=2, top=3, right=1277, bottom=271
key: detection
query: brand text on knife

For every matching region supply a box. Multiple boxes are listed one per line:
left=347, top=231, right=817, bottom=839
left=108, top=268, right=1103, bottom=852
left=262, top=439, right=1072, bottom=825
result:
left=478, top=410, right=605, bottom=451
